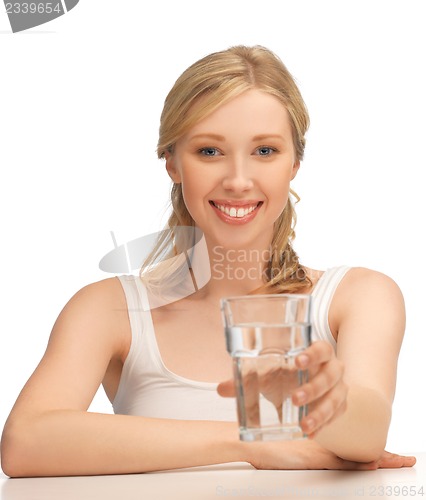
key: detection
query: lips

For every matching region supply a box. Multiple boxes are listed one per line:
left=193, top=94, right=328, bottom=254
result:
left=209, top=200, right=263, bottom=223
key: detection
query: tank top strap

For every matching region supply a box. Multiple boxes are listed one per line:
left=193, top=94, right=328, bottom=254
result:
left=311, top=266, right=352, bottom=350
left=113, top=275, right=152, bottom=412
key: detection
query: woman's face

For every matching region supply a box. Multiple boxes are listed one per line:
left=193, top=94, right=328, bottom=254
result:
left=166, top=89, right=299, bottom=251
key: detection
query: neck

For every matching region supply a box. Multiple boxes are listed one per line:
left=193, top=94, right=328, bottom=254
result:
left=190, top=237, right=275, bottom=301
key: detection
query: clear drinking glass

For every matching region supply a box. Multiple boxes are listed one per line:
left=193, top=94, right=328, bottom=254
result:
left=221, top=294, right=312, bottom=442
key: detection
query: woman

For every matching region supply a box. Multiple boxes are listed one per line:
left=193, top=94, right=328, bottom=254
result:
left=0, top=45, right=415, bottom=476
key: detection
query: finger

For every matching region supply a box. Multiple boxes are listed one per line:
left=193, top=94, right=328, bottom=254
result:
left=293, top=358, right=346, bottom=407
left=300, top=383, right=348, bottom=436
left=295, top=341, right=334, bottom=371
left=217, top=379, right=236, bottom=398
left=345, top=453, right=417, bottom=471
left=377, top=452, right=417, bottom=469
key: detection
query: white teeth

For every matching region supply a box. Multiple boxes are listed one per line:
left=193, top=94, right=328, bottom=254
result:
left=214, top=203, right=258, bottom=218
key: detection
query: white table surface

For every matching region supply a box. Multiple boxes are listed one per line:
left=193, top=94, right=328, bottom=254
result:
left=1, top=453, right=424, bottom=500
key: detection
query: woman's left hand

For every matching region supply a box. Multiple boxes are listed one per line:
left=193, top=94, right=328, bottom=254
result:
left=291, top=340, right=347, bottom=437
left=218, top=340, right=347, bottom=438
left=217, top=342, right=416, bottom=469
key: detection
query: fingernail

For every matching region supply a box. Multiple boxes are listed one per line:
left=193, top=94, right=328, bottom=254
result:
left=298, top=354, right=309, bottom=368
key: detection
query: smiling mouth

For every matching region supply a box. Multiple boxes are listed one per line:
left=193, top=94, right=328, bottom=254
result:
left=209, top=201, right=263, bottom=219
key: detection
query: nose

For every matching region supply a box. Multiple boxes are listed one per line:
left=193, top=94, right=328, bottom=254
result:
left=221, top=156, right=254, bottom=193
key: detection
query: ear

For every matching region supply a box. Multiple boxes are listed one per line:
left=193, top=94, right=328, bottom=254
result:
left=165, top=151, right=182, bottom=184
left=290, top=160, right=300, bottom=181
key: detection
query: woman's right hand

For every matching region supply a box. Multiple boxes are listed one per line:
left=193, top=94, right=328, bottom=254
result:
left=243, top=439, right=416, bottom=470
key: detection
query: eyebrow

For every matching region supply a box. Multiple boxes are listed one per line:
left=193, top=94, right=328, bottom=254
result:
left=252, top=134, right=286, bottom=142
left=188, top=133, right=286, bottom=142
left=188, top=133, right=226, bottom=142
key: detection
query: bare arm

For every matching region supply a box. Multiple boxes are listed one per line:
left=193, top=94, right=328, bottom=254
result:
left=0, top=278, right=242, bottom=476
left=1, top=273, right=411, bottom=476
left=3, top=411, right=243, bottom=476
left=311, top=268, right=405, bottom=461
left=218, top=268, right=408, bottom=464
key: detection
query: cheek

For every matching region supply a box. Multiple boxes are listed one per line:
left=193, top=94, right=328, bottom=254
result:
left=267, top=171, right=293, bottom=218
left=270, top=170, right=292, bottom=199
left=180, top=169, right=208, bottom=216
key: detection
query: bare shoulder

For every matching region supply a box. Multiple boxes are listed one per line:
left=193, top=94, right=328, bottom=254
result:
left=57, top=277, right=128, bottom=333
left=51, top=277, right=129, bottom=359
left=337, top=267, right=404, bottom=301
left=330, top=267, right=405, bottom=336
left=65, top=276, right=126, bottom=306
left=3, top=277, right=130, bottom=421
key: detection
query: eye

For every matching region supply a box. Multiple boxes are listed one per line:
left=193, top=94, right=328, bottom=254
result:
left=255, top=146, right=277, bottom=156
left=198, top=147, right=221, bottom=157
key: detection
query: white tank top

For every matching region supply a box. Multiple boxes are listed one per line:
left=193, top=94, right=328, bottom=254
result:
left=112, top=266, right=351, bottom=420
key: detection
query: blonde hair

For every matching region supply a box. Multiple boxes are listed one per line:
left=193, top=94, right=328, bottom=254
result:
left=142, top=45, right=312, bottom=294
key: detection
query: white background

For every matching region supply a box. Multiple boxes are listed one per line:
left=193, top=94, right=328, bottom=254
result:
left=1, top=0, right=425, bottom=456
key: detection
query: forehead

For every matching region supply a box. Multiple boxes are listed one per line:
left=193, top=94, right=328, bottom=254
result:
left=186, top=89, right=292, bottom=139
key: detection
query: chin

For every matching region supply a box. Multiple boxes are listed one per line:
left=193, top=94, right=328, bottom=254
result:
left=208, top=232, right=263, bottom=252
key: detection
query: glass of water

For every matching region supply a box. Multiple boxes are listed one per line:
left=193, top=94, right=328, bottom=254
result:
left=221, top=294, right=312, bottom=442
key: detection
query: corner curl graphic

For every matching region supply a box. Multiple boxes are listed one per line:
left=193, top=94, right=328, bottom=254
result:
left=5, top=0, right=79, bottom=33
left=99, top=227, right=211, bottom=310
